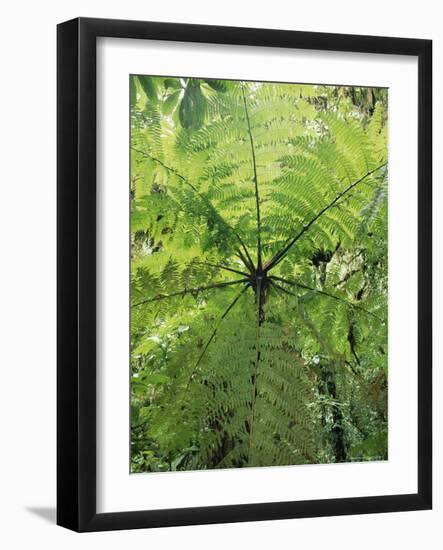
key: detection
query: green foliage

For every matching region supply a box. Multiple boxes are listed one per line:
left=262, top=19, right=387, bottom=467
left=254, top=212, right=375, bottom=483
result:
left=130, top=77, right=388, bottom=472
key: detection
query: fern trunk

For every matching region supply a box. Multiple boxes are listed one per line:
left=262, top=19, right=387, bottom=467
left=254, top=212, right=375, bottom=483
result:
left=319, top=364, right=348, bottom=463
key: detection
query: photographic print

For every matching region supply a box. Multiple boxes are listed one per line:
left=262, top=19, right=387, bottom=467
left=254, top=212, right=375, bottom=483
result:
left=130, top=76, right=388, bottom=473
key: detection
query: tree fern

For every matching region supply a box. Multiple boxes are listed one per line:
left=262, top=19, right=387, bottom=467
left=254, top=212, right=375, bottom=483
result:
left=130, top=77, right=388, bottom=472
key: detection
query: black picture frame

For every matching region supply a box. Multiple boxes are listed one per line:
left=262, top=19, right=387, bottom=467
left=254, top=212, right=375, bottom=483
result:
left=57, top=17, right=432, bottom=532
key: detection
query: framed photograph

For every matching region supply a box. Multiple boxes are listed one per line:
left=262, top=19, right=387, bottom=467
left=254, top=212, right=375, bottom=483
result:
left=57, top=17, right=432, bottom=532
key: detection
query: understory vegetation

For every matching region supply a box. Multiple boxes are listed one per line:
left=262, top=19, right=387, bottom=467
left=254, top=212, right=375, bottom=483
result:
left=130, top=75, right=388, bottom=472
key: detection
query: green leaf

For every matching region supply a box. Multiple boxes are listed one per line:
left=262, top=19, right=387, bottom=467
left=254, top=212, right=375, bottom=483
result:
left=164, top=78, right=181, bottom=90
left=130, top=76, right=137, bottom=106
left=203, top=79, right=232, bottom=92
left=142, top=373, right=170, bottom=385
left=179, top=82, right=206, bottom=129
left=138, top=76, right=158, bottom=102
left=163, top=90, right=181, bottom=116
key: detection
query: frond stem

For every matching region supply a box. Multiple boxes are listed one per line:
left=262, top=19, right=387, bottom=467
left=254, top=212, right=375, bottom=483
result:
left=185, top=284, right=250, bottom=389
left=131, top=146, right=237, bottom=242
left=265, top=163, right=387, bottom=271
left=236, top=233, right=255, bottom=272
left=270, top=280, right=298, bottom=298
left=131, top=146, right=200, bottom=195
left=247, top=270, right=265, bottom=465
left=270, top=275, right=383, bottom=321
left=241, top=84, right=262, bottom=270
left=132, top=278, right=248, bottom=307
left=204, top=261, right=250, bottom=278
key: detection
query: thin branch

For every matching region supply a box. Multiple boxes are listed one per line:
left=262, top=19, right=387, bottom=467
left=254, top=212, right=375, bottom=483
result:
left=333, top=268, right=361, bottom=287
left=186, top=285, right=250, bottom=388
left=247, top=263, right=268, bottom=464
left=256, top=273, right=266, bottom=325
left=270, top=280, right=298, bottom=299
left=236, top=250, right=254, bottom=274
left=241, top=84, right=263, bottom=270
left=204, top=261, right=250, bottom=278
left=131, top=146, right=236, bottom=239
left=132, top=278, right=248, bottom=308
left=236, top=233, right=255, bottom=272
left=132, top=146, right=254, bottom=272
left=270, top=275, right=383, bottom=322
left=247, top=275, right=264, bottom=465
left=131, top=146, right=201, bottom=196
left=265, top=163, right=387, bottom=271
left=269, top=280, right=286, bottom=299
